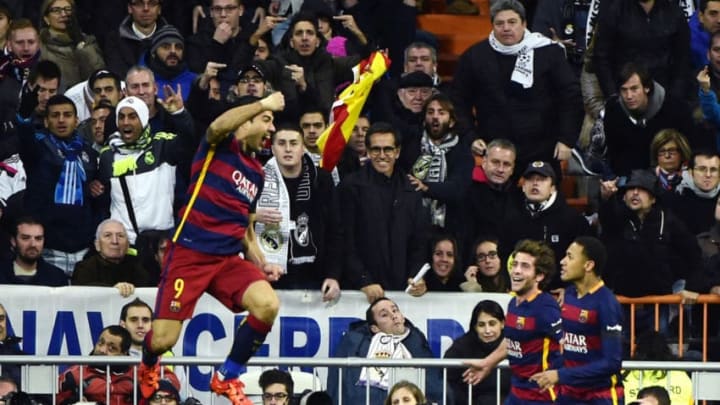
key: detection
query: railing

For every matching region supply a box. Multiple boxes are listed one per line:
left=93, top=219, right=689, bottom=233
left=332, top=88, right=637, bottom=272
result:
left=617, top=294, right=720, bottom=360
left=3, top=356, right=720, bottom=405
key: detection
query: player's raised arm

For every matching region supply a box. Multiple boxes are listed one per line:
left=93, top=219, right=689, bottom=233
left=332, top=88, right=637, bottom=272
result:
left=206, top=92, right=285, bottom=145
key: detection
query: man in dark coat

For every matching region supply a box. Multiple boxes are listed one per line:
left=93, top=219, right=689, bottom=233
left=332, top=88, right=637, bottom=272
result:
left=338, top=122, right=430, bottom=303
left=0, top=217, right=67, bottom=286
left=451, top=0, right=582, bottom=176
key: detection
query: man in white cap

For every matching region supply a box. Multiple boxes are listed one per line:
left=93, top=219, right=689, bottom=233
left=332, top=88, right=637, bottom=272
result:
left=97, top=95, right=188, bottom=245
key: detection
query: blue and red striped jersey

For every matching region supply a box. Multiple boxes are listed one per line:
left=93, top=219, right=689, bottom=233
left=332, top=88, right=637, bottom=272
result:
left=558, top=282, right=624, bottom=402
left=173, top=136, right=264, bottom=255
left=504, top=291, right=563, bottom=402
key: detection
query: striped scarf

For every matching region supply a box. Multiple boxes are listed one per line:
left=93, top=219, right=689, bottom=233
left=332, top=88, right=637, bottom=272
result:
left=48, top=134, right=86, bottom=205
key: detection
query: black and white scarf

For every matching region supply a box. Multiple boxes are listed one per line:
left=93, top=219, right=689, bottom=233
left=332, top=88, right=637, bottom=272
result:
left=412, top=131, right=459, bottom=227
left=488, top=29, right=555, bottom=89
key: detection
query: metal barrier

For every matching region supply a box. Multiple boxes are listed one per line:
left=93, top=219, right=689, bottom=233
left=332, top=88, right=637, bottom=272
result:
left=617, top=294, right=720, bottom=360
left=3, top=356, right=720, bottom=405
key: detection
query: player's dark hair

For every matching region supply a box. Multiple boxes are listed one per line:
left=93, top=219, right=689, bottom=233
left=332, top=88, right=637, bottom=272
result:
left=573, top=236, right=607, bottom=277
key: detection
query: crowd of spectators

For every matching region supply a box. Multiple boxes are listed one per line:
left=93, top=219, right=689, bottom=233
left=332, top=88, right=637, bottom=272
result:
left=2, top=0, right=720, bottom=401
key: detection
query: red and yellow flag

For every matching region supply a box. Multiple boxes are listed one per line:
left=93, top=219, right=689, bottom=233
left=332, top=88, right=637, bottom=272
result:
left=317, top=51, right=391, bottom=171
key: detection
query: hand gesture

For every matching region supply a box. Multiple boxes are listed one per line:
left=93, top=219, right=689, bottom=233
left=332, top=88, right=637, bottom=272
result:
left=464, top=265, right=479, bottom=283
left=599, top=178, right=619, bottom=200
left=549, top=28, right=576, bottom=49
left=252, top=7, right=266, bottom=24
left=285, top=64, right=307, bottom=91
left=260, top=91, right=285, bottom=112
left=213, top=21, right=234, bottom=44
left=334, top=14, right=361, bottom=35
left=698, top=66, right=711, bottom=92
left=471, top=138, right=487, bottom=157
left=529, top=369, right=559, bottom=391
left=200, top=61, right=227, bottom=89
left=407, top=175, right=428, bottom=192
left=158, top=84, right=184, bottom=114
left=192, top=5, right=206, bottom=34
left=257, top=16, right=285, bottom=36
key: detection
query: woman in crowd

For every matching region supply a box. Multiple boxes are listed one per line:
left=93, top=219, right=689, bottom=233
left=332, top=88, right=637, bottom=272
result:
left=407, top=234, right=463, bottom=296
left=39, top=0, right=104, bottom=91
left=444, top=300, right=510, bottom=405
left=384, top=381, right=427, bottom=405
left=460, top=237, right=509, bottom=293
left=649, top=129, right=691, bottom=193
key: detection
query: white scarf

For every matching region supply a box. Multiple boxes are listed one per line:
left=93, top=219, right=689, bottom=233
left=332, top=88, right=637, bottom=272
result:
left=488, top=29, right=555, bottom=89
left=255, top=157, right=292, bottom=272
left=358, top=330, right=413, bottom=390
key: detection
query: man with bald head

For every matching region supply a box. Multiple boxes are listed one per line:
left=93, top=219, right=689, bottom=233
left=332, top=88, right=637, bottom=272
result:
left=71, top=219, right=152, bottom=296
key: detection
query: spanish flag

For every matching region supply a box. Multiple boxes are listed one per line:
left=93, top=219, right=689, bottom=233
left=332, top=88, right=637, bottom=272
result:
left=317, top=51, right=391, bottom=171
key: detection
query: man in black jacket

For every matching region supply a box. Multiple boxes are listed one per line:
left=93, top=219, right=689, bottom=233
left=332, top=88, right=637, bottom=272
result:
left=0, top=217, right=67, bottom=286
left=451, top=0, right=582, bottom=176
left=338, top=122, right=430, bottom=303
left=104, top=0, right=168, bottom=78
left=500, top=161, right=590, bottom=289
left=253, top=124, right=342, bottom=302
left=0, top=303, right=25, bottom=387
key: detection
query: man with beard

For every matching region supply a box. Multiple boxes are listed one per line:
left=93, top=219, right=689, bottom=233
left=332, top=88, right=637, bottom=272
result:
left=0, top=217, right=67, bottom=285
left=57, top=325, right=179, bottom=405
left=253, top=124, right=342, bottom=300
left=500, top=161, right=590, bottom=290
left=464, top=239, right=563, bottom=405
left=406, top=93, right=473, bottom=243
left=143, top=25, right=196, bottom=102
left=65, top=68, right=124, bottom=124
left=299, top=108, right=340, bottom=184
left=97, top=97, right=189, bottom=246
left=138, top=93, right=285, bottom=405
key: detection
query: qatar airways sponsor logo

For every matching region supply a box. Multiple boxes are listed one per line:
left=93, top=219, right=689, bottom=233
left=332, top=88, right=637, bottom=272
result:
left=562, top=332, right=588, bottom=354
left=232, top=170, right=259, bottom=201
left=507, top=339, right=523, bottom=358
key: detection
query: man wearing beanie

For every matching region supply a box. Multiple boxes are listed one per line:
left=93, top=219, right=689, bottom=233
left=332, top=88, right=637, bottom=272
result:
left=97, top=95, right=187, bottom=246
left=143, top=25, right=195, bottom=102
left=139, top=92, right=286, bottom=405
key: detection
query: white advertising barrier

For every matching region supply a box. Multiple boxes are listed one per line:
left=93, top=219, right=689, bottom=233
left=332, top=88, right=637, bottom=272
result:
left=2, top=286, right=511, bottom=395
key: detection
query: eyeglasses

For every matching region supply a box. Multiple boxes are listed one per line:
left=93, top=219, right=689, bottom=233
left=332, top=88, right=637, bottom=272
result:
left=150, top=394, right=176, bottom=403
left=694, top=165, right=720, bottom=175
left=657, top=147, right=679, bottom=157
left=262, top=392, right=289, bottom=401
left=238, top=76, right=263, bottom=84
left=476, top=251, right=498, bottom=261
left=48, top=6, right=73, bottom=14
left=210, top=5, right=240, bottom=14
left=130, top=0, right=160, bottom=8
left=368, top=146, right=397, bottom=156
